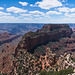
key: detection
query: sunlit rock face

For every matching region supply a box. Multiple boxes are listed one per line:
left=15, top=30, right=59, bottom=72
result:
left=10, top=24, right=74, bottom=75
left=57, top=53, right=75, bottom=71
left=16, top=24, right=73, bottom=54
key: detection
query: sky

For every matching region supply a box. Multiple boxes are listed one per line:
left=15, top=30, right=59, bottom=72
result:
left=0, top=0, right=75, bottom=23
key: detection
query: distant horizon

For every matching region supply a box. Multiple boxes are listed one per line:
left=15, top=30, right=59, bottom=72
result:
left=0, top=22, right=75, bottom=24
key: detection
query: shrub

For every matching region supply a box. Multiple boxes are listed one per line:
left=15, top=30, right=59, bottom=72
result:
left=40, top=70, right=47, bottom=75
left=40, top=67, right=73, bottom=75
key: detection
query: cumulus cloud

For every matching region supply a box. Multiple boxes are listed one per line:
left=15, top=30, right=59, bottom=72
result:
left=34, top=0, right=62, bottom=9
left=6, top=6, right=27, bottom=13
left=30, top=4, right=37, bottom=7
left=0, top=16, right=19, bottom=23
left=69, top=8, right=75, bottom=12
left=30, top=4, right=33, bottom=7
left=19, top=1, right=28, bottom=6
left=20, top=14, right=32, bottom=16
left=57, top=7, right=69, bottom=12
left=29, top=10, right=45, bottom=16
left=0, top=7, right=4, bottom=10
left=46, top=11, right=62, bottom=15
left=62, top=0, right=67, bottom=2
left=20, top=10, right=62, bottom=18
left=0, top=16, right=18, bottom=20
left=0, top=11, right=10, bottom=16
left=20, top=11, right=46, bottom=18
left=57, top=7, right=75, bottom=12
left=65, top=13, right=75, bottom=17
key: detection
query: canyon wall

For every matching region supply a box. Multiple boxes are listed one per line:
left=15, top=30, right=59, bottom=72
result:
left=16, top=24, right=73, bottom=53
left=0, top=34, right=21, bottom=45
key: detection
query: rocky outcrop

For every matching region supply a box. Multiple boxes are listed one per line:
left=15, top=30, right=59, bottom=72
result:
left=11, top=47, right=57, bottom=75
left=0, top=34, right=21, bottom=45
left=0, top=32, right=11, bottom=39
left=57, top=53, right=75, bottom=71
left=9, top=24, right=74, bottom=75
left=12, top=47, right=75, bottom=75
left=16, top=24, right=73, bottom=54
left=0, top=43, right=16, bottom=74
left=39, top=47, right=57, bottom=70
left=0, top=34, right=21, bottom=74
left=37, top=24, right=70, bottom=32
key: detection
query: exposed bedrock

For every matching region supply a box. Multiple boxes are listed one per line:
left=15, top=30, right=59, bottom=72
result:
left=16, top=24, right=73, bottom=54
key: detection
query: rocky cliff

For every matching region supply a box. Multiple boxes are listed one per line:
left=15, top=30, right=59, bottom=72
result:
left=16, top=24, right=73, bottom=54
left=0, top=33, right=21, bottom=45
left=2, top=24, right=74, bottom=75
left=12, top=47, right=75, bottom=75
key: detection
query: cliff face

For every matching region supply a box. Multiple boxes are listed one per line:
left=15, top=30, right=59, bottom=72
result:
left=0, top=43, right=16, bottom=74
left=37, top=24, right=70, bottom=32
left=16, top=24, right=73, bottom=54
left=0, top=33, right=21, bottom=45
left=10, top=24, right=74, bottom=75
left=0, top=32, right=11, bottom=39
left=57, top=53, right=75, bottom=71
left=0, top=33, right=21, bottom=74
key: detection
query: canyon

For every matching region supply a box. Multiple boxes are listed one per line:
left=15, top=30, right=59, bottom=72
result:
left=0, top=24, right=75, bottom=75
left=16, top=24, right=73, bottom=54
left=0, top=32, right=21, bottom=45
left=11, top=24, right=75, bottom=75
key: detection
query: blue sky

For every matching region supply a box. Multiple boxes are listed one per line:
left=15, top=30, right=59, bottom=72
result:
left=0, top=0, right=75, bottom=23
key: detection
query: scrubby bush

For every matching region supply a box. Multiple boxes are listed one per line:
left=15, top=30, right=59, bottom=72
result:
left=40, top=67, right=73, bottom=75
left=40, top=70, right=47, bottom=75
left=0, top=72, right=7, bottom=75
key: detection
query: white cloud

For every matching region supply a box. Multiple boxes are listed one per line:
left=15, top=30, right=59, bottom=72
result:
left=46, top=11, right=62, bottom=15
left=65, top=13, right=75, bottom=17
left=57, top=7, right=75, bottom=12
left=0, top=16, right=18, bottom=20
left=62, top=0, right=67, bottom=2
left=20, top=11, right=45, bottom=17
left=0, top=7, right=4, bottom=10
left=0, top=16, right=19, bottom=23
left=6, top=6, right=27, bottom=13
left=35, top=0, right=62, bottom=9
left=55, top=18, right=75, bottom=23
left=24, top=17, right=33, bottom=20
left=30, top=4, right=33, bottom=7
left=30, top=4, right=37, bottom=7
left=0, top=15, right=75, bottom=23
left=69, top=8, right=75, bottom=12
left=29, top=10, right=45, bottom=16
left=21, top=11, right=51, bottom=18
left=20, top=14, right=32, bottom=16
left=33, top=14, right=41, bottom=17
left=0, top=11, right=10, bottom=16
left=19, top=1, right=28, bottom=6
left=57, top=7, right=69, bottom=12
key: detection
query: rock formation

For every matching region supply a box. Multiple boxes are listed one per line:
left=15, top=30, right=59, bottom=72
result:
left=0, top=24, right=74, bottom=75
left=57, top=53, right=75, bottom=71
left=16, top=24, right=73, bottom=54
left=11, top=47, right=58, bottom=75
left=10, top=24, right=74, bottom=75
left=0, top=33, right=21, bottom=45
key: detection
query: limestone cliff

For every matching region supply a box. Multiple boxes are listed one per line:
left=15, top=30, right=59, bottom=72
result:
left=16, top=24, right=73, bottom=54
left=11, top=24, right=74, bottom=75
